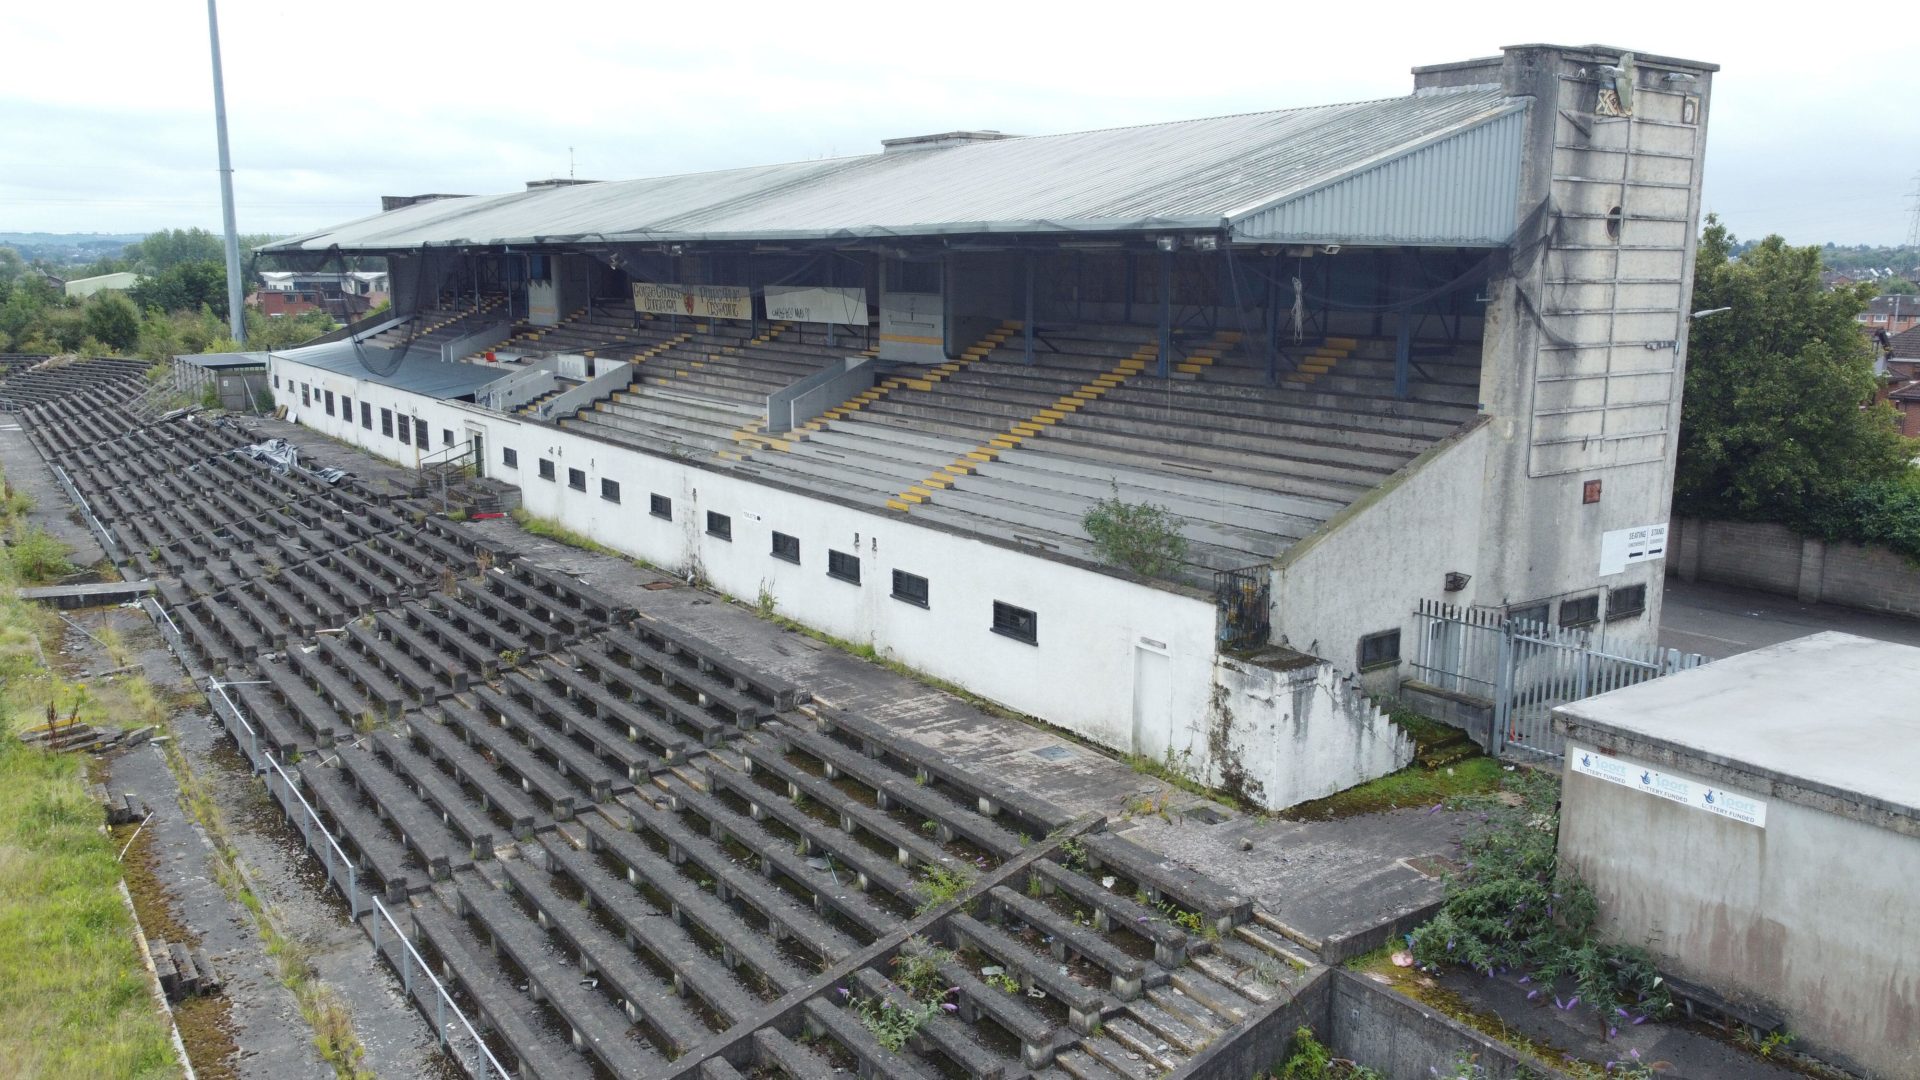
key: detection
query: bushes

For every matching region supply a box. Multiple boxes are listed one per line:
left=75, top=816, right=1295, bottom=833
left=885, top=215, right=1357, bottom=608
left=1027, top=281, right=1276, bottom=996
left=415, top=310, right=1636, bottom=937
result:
left=1408, top=771, right=1670, bottom=1031
left=3, top=523, right=75, bottom=584
left=1081, top=484, right=1189, bottom=578
left=1798, top=471, right=1920, bottom=562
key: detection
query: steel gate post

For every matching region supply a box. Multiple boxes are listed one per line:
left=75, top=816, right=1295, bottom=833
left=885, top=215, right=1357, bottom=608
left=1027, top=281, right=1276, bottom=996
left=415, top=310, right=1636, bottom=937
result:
left=1493, top=623, right=1514, bottom=757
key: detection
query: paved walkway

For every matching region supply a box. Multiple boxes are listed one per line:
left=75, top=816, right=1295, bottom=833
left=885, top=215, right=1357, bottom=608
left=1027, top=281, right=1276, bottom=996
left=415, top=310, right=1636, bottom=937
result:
left=1661, top=577, right=1920, bottom=657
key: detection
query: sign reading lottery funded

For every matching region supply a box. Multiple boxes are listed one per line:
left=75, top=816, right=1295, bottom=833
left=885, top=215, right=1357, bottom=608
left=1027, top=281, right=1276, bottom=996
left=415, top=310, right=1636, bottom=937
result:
left=1569, top=743, right=1767, bottom=828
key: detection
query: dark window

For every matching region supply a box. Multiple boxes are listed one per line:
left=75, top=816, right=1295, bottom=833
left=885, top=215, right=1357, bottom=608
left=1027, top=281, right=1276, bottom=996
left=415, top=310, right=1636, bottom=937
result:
left=770, top=531, right=800, bottom=563
left=538, top=458, right=556, bottom=481
left=891, top=570, right=929, bottom=608
left=323, top=389, right=335, bottom=416
left=501, top=447, right=518, bottom=469
left=1607, top=584, right=1647, bottom=621
left=1507, top=601, right=1549, bottom=628
left=300, top=384, right=310, bottom=407
left=341, top=395, right=351, bottom=420
left=827, top=549, right=860, bottom=584
left=273, top=374, right=280, bottom=388
left=360, top=401, right=372, bottom=429
left=396, top=414, right=411, bottom=444
left=1559, top=594, right=1600, bottom=628
left=706, top=512, right=732, bottom=541
left=380, top=408, right=393, bottom=436
left=991, top=601, right=1037, bottom=645
left=1358, top=629, right=1401, bottom=670
left=567, top=467, right=586, bottom=491
left=416, top=420, right=430, bottom=449
left=650, top=494, right=671, bottom=520
left=442, top=428, right=453, bottom=448
left=600, top=478, right=620, bottom=503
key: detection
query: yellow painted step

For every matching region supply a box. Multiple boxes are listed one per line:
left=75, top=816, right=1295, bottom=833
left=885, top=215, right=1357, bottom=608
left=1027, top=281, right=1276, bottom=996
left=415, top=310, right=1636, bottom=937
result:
left=886, top=499, right=912, bottom=513
left=923, top=474, right=953, bottom=489
left=1037, top=408, right=1070, bottom=421
left=988, top=436, right=1022, bottom=450
left=942, top=462, right=975, bottom=476
left=898, top=490, right=928, bottom=505
left=965, top=450, right=997, bottom=463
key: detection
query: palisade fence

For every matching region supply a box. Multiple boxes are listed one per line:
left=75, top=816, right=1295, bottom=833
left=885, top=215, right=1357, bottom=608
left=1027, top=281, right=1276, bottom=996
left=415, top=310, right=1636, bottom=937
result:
left=1410, top=598, right=1709, bottom=760
left=1214, top=565, right=1272, bottom=650
left=141, top=598, right=511, bottom=1079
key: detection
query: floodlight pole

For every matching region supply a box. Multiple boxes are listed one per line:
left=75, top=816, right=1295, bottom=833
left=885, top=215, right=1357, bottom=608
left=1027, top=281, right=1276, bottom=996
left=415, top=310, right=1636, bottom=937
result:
left=207, top=0, right=246, bottom=344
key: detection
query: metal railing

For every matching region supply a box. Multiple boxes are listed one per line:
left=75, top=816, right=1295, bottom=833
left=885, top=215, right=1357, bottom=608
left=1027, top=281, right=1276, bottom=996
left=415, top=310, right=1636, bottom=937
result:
left=140, top=596, right=511, bottom=1078
left=1213, top=564, right=1272, bottom=650
left=49, top=461, right=122, bottom=564
left=1412, top=598, right=1708, bottom=760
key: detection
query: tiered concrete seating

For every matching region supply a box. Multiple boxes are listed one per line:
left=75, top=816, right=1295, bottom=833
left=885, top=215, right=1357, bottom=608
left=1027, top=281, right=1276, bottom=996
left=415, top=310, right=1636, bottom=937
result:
left=0, top=356, right=148, bottom=410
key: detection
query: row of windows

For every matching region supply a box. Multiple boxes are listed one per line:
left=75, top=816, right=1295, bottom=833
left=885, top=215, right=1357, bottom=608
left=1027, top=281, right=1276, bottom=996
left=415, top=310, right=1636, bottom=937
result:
left=283, top=375, right=445, bottom=453
left=503, top=441, right=1038, bottom=644
left=1357, top=584, right=1650, bottom=671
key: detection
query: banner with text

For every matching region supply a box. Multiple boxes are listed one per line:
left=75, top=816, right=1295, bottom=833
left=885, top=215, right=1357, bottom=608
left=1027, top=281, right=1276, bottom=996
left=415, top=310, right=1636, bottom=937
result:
left=1569, top=743, right=1767, bottom=827
left=763, top=285, right=867, bottom=326
left=632, top=283, right=752, bottom=321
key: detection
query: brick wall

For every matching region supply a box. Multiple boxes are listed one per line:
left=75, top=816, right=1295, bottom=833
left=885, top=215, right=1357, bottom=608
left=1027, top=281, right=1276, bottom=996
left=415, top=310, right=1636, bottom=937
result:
left=1670, top=517, right=1920, bottom=618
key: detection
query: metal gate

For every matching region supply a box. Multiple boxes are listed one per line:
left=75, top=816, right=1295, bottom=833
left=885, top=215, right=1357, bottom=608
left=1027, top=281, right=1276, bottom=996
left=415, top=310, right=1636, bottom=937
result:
left=1411, top=599, right=1708, bottom=760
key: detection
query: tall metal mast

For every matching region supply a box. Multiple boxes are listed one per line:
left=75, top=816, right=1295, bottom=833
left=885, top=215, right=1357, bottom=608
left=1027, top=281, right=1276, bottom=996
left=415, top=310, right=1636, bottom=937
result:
left=207, top=0, right=246, bottom=343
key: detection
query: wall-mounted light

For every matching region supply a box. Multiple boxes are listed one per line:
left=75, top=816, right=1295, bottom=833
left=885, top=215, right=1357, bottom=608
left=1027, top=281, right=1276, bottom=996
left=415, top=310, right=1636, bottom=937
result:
left=1445, top=571, right=1471, bottom=592
left=1154, top=235, right=1178, bottom=253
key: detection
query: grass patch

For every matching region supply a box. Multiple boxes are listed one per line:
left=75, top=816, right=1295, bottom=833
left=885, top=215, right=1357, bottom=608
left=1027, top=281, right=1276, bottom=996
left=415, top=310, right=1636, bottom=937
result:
left=509, top=507, right=657, bottom=569
left=0, top=740, right=176, bottom=1078
left=1284, top=705, right=1503, bottom=820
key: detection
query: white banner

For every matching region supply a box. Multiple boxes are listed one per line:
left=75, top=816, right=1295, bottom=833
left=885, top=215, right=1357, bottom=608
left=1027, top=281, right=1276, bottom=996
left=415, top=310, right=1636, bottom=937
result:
left=632, top=283, right=752, bottom=321
left=1599, top=522, right=1668, bottom=577
left=763, top=285, right=867, bottom=325
left=1570, top=743, right=1767, bottom=827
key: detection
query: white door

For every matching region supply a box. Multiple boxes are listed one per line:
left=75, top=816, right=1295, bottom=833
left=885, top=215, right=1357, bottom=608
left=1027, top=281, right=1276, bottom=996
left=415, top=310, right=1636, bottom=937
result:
left=1131, top=644, right=1171, bottom=757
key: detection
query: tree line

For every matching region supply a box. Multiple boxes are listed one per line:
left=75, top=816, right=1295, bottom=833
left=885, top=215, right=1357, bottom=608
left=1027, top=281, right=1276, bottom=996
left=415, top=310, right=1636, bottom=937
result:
left=1677, top=217, right=1920, bottom=560
left=0, top=228, right=348, bottom=360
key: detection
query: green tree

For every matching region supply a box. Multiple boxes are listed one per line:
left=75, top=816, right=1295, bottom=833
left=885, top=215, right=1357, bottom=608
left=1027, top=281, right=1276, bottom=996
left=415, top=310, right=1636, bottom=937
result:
left=1878, top=276, right=1918, bottom=296
left=81, top=293, right=140, bottom=352
left=1081, top=485, right=1190, bottom=578
left=127, top=228, right=224, bottom=273
left=1676, top=217, right=1916, bottom=522
left=130, top=261, right=228, bottom=317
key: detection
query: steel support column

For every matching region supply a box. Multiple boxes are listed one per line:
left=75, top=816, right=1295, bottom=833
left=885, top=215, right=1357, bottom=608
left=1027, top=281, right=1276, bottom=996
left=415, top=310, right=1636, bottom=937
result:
left=1124, top=252, right=1135, bottom=324
left=1024, top=251, right=1036, bottom=366
left=1394, top=306, right=1412, bottom=399
left=1158, top=249, right=1172, bottom=378
left=1264, top=265, right=1280, bottom=386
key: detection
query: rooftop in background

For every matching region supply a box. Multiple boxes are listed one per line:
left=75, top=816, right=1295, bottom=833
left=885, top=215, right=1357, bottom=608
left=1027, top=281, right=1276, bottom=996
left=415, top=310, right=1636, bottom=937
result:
left=1555, top=632, right=1920, bottom=821
left=1889, top=325, right=1920, bottom=359
left=272, top=338, right=507, bottom=400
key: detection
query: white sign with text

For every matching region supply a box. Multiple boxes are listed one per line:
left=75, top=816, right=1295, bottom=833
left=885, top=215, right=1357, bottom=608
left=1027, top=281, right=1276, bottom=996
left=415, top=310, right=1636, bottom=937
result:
left=763, top=285, right=866, bottom=325
left=632, top=283, right=751, bottom=321
left=1599, top=522, right=1668, bottom=577
left=1569, top=743, right=1767, bottom=827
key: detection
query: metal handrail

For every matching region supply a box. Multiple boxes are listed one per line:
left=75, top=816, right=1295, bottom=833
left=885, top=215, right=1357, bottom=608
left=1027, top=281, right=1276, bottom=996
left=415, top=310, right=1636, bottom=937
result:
left=370, top=897, right=512, bottom=1076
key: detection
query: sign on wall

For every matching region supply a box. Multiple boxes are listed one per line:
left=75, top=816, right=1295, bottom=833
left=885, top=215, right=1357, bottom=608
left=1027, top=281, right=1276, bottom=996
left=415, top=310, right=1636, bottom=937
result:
left=763, top=285, right=866, bottom=325
left=1599, top=522, right=1668, bottom=577
left=1570, top=743, right=1767, bottom=827
left=632, top=283, right=751, bottom=320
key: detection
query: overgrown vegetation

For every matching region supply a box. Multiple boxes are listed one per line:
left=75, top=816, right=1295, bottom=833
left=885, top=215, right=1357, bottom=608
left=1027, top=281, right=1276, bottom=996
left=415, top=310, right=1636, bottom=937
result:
left=1260, top=1026, right=1383, bottom=1079
left=0, top=466, right=173, bottom=1076
left=1081, top=484, right=1189, bottom=578
left=509, top=507, right=633, bottom=561
left=1286, top=705, right=1505, bottom=819
left=912, top=863, right=976, bottom=914
left=1677, top=218, right=1920, bottom=557
left=1407, top=771, right=1671, bottom=1033
left=848, top=936, right=959, bottom=1051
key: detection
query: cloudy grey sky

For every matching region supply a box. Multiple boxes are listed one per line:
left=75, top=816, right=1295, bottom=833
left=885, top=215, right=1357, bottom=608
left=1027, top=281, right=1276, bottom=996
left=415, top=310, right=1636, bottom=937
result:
left=3, top=1, right=1913, bottom=246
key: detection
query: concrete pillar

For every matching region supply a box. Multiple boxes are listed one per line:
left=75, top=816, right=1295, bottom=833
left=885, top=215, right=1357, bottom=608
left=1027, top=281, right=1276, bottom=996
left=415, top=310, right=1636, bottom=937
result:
left=1674, top=517, right=1702, bottom=583
left=1796, top=536, right=1826, bottom=605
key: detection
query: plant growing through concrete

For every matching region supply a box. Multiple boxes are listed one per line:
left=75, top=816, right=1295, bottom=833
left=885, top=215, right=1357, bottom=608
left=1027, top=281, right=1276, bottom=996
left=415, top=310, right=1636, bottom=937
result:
left=1265, top=1026, right=1384, bottom=1079
left=1080, top=483, right=1188, bottom=578
left=912, top=863, right=975, bottom=915
left=1408, top=771, right=1672, bottom=1031
left=847, top=993, right=941, bottom=1051
left=754, top=579, right=777, bottom=618
left=890, top=936, right=954, bottom=1002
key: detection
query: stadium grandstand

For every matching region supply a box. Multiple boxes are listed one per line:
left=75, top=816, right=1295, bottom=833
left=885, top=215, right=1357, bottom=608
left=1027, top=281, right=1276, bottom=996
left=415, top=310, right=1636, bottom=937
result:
left=257, top=42, right=1715, bottom=810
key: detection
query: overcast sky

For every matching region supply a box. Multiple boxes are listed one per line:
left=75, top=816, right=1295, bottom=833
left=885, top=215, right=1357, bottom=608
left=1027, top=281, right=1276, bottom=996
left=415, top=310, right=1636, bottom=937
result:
left=3, top=1, right=1913, bottom=248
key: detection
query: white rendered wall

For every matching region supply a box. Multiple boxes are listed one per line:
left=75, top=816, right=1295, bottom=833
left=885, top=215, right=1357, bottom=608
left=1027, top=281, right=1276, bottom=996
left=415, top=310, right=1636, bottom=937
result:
left=269, top=355, right=1427, bottom=809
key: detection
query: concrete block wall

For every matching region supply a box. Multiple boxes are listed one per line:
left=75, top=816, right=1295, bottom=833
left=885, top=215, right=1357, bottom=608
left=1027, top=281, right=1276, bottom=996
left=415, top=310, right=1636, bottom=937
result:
left=1670, top=516, right=1920, bottom=618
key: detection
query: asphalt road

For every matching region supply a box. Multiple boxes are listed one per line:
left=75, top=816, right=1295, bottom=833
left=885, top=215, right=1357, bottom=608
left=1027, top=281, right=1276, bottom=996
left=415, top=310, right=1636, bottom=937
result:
left=1660, top=576, right=1920, bottom=657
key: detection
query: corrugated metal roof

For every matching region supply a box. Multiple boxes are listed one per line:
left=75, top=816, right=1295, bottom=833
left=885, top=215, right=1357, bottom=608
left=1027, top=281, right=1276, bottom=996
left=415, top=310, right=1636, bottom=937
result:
left=265, top=85, right=1524, bottom=253
left=271, top=339, right=509, bottom=399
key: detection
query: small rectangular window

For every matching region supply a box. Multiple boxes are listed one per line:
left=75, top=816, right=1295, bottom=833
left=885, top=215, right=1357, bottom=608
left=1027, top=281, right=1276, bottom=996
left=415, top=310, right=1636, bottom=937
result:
left=501, top=447, right=518, bottom=469
left=1507, top=601, right=1549, bottom=628
left=1607, top=584, right=1647, bottom=621
left=396, top=414, right=411, bottom=444
left=1559, top=594, right=1600, bottom=628
left=341, top=395, right=351, bottom=420
left=600, top=478, right=621, bottom=503
left=1358, top=629, right=1401, bottom=670
left=538, top=458, right=556, bottom=481
left=770, top=531, right=800, bottom=563
left=650, top=494, right=671, bottom=520
left=706, top=511, right=732, bottom=541
left=827, top=549, right=860, bottom=584
left=380, top=408, right=393, bottom=436
left=323, top=389, right=335, bottom=416
left=300, top=384, right=311, bottom=407
left=273, top=374, right=280, bottom=389
left=891, top=570, right=929, bottom=608
left=567, top=467, right=586, bottom=491
left=442, top=428, right=453, bottom=448
left=416, top=421, right=430, bottom=450
left=360, top=401, right=372, bottom=429
left=991, top=601, right=1037, bottom=644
